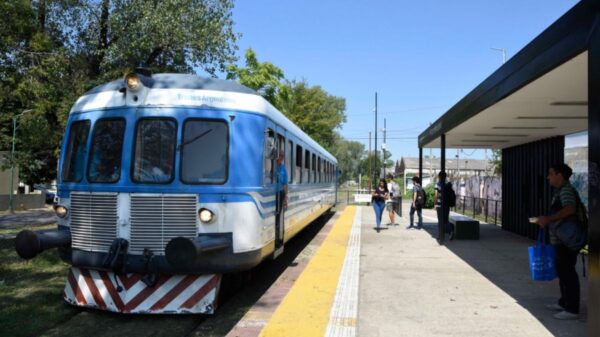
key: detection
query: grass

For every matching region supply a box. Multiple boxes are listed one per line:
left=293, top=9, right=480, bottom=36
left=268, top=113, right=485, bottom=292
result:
left=0, top=238, right=76, bottom=337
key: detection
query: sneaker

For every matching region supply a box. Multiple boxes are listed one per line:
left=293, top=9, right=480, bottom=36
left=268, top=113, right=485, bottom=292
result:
left=553, top=310, right=579, bottom=320
left=406, top=225, right=414, bottom=229
left=545, top=303, right=564, bottom=311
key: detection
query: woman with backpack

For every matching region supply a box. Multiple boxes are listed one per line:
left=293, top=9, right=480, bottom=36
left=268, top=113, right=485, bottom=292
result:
left=409, top=176, right=424, bottom=229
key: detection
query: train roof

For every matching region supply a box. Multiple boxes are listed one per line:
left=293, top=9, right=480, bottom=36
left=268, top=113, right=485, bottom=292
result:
left=85, top=73, right=256, bottom=95
left=72, top=73, right=336, bottom=163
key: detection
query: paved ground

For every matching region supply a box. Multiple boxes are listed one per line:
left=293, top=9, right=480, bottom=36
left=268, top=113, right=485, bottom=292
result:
left=359, top=201, right=587, bottom=337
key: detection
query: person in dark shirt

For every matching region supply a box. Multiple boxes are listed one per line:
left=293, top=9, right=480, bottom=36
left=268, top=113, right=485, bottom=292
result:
left=371, top=178, right=389, bottom=233
left=535, top=163, right=582, bottom=320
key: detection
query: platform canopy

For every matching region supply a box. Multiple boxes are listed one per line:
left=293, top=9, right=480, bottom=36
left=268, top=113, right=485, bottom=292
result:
left=418, top=1, right=594, bottom=150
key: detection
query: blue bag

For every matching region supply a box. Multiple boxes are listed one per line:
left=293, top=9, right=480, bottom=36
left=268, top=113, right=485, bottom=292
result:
left=528, top=229, right=556, bottom=281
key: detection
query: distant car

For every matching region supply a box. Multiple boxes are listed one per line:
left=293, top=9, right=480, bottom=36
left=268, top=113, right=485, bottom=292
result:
left=45, top=191, right=56, bottom=204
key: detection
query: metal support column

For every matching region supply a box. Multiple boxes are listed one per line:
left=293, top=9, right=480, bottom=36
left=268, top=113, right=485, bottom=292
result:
left=439, top=134, right=446, bottom=244
left=587, top=15, right=600, bottom=336
left=419, top=147, right=423, bottom=185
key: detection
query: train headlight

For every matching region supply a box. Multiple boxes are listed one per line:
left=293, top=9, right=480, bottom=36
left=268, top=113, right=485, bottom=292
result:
left=198, top=208, right=215, bottom=223
left=124, top=73, right=142, bottom=92
left=54, top=205, right=69, bottom=218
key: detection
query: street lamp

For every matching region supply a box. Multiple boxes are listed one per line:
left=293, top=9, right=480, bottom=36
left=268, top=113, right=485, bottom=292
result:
left=9, top=109, right=33, bottom=213
left=491, top=47, right=506, bottom=64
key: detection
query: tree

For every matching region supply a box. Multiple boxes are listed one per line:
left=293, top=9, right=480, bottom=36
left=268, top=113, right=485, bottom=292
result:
left=0, top=0, right=240, bottom=185
left=491, top=149, right=502, bottom=175
left=278, top=79, right=346, bottom=150
left=226, top=48, right=284, bottom=104
left=330, top=134, right=364, bottom=184
left=227, top=49, right=346, bottom=151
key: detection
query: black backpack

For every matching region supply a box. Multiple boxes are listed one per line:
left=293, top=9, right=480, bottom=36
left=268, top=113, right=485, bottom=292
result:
left=416, top=186, right=427, bottom=205
left=444, top=183, right=456, bottom=207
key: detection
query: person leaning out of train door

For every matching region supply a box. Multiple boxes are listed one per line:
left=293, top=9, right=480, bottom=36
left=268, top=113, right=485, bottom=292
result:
left=276, top=151, right=288, bottom=209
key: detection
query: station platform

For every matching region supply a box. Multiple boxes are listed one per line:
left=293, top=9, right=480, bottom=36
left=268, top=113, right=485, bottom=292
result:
left=227, top=203, right=587, bottom=337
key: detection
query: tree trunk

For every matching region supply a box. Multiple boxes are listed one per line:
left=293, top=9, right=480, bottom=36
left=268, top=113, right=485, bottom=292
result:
left=37, top=0, right=46, bottom=33
left=90, top=0, right=110, bottom=76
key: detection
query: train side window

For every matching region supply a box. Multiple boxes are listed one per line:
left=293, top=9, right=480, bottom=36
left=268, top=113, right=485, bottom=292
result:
left=287, top=140, right=293, bottom=184
left=264, top=129, right=275, bottom=185
left=132, top=118, right=177, bottom=183
left=87, top=118, right=125, bottom=183
left=181, top=119, right=229, bottom=184
left=311, top=153, right=316, bottom=183
left=296, top=145, right=303, bottom=184
left=62, top=120, right=91, bottom=182
left=317, top=157, right=321, bottom=183
left=304, top=150, right=310, bottom=184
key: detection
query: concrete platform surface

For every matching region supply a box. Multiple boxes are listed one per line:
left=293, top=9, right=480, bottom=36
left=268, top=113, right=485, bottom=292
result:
left=359, top=202, right=587, bottom=337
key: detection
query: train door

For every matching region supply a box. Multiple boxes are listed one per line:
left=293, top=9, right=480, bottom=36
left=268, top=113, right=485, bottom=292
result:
left=274, top=132, right=286, bottom=257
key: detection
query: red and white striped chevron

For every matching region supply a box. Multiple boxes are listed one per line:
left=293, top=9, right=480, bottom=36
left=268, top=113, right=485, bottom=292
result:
left=63, top=267, right=221, bottom=314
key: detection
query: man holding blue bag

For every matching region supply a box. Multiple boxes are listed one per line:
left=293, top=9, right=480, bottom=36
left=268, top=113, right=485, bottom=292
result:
left=535, top=163, right=587, bottom=320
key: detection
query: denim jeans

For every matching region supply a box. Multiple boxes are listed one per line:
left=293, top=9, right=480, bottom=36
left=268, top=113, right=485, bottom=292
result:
left=372, top=200, right=385, bottom=228
left=410, top=204, right=423, bottom=227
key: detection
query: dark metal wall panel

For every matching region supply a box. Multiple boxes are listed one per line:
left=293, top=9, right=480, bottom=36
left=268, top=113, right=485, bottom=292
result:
left=502, top=137, right=564, bottom=239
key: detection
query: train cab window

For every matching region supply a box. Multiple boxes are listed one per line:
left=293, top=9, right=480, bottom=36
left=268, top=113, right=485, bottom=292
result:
left=304, top=150, right=310, bottom=183
left=287, top=140, right=293, bottom=183
left=87, top=118, right=125, bottom=183
left=181, top=119, right=228, bottom=184
left=311, top=153, right=316, bottom=183
left=296, top=144, right=303, bottom=183
left=62, top=120, right=91, bottom=182
left=264, top=129, right=275, bottom=184
left=132, top=118, right=176, bottom=183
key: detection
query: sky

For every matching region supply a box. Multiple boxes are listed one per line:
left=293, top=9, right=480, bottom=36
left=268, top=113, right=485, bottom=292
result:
left=224, top=0, right=579, bottom=161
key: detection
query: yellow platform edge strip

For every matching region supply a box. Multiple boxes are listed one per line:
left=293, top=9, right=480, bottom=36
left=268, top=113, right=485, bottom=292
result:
left=259, top=206, right=357, bottom=337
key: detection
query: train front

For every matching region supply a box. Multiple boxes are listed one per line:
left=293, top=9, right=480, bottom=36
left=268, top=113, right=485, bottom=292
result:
left=13, top=72, right=262, bottom=314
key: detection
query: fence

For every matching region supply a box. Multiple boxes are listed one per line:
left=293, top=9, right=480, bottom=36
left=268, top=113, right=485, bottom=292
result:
left=454, top=196, right=503, bottom=225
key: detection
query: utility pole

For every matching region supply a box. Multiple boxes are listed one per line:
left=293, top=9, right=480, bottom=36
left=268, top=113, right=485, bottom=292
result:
left=383, top=118, right=387, bottom=178
left=374, top=92, right=378, bottom=181
left=368, top=131, right=372, bottom=192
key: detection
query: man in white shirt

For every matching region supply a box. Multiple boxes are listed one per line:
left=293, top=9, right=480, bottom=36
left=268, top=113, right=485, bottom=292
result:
left=386, top=174, right=401, bottom=226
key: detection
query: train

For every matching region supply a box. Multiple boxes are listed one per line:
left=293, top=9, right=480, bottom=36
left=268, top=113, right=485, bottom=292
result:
left=15, top=69, right=338, bottom=314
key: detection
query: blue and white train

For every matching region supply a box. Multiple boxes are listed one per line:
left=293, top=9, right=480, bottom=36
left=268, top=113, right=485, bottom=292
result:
left=15, top=70, right=338, bottom=314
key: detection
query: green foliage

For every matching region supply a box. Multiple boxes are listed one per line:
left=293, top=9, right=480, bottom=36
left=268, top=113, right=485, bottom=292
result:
left=278, top=79, right=346, bottom=150
left=228, top=49, right=346, bottom=152
left=331, top=133, right=365, bottom=184
left=0, top=0, right=239, bottom=185
left=491, top=149, right=502, bottom=175
left=423, top=183, right=436, bottom=209
left=226, top=48, right=284, bottom=103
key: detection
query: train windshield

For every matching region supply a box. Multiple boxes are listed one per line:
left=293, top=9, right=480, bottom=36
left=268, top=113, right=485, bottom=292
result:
left=62, top=120, right=91, bottom=182
left=87, top=118, right=125, bottom=183
left=132, top=118, right=177, bottom=183
left=181, top=119, right=228, bottom=184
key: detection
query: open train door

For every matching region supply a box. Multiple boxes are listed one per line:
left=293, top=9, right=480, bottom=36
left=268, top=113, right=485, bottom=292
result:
left=273, top=131, right=286, bottom=258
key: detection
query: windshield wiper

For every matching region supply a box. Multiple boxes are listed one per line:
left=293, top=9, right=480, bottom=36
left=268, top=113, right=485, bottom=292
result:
left=178, top=129, right=212, bottom=150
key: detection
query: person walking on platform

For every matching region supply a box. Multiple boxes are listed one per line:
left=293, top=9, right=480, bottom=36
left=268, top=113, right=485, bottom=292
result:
left=434, top=171, right=452, bottom=239
left=409, top=176, right=424, bottom=229
left=386, top=174, right=401, bottom=226
left=535, top=163, right=584, bottom=320
left=371, top=178, right=388, bottom=233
